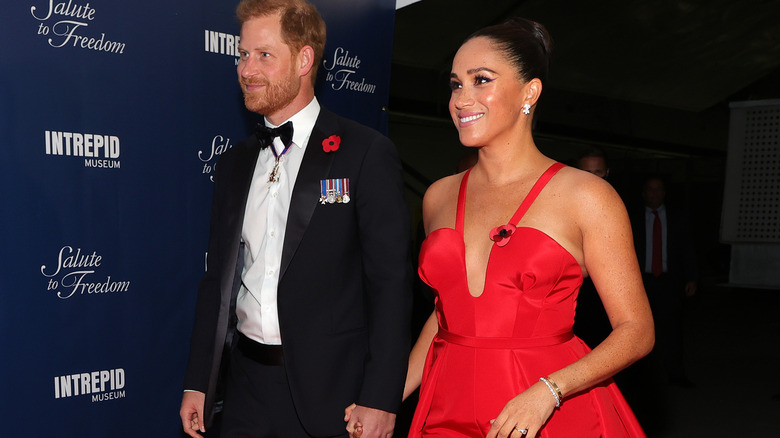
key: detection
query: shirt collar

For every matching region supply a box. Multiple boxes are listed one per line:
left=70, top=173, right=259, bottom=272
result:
left=645, top=204, right=666, bottom=213
left=263, top=97, right=321, bottom=150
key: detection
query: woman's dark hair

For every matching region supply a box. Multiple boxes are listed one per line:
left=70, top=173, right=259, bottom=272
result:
left=465, top=17, right=553, bottom=83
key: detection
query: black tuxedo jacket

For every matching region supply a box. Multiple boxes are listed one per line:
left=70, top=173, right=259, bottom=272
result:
left=631, top=204, right=698, bottom=284
left=183, top=107, right=412, bottom=436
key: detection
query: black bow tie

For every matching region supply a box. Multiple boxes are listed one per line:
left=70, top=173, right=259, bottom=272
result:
left=255, top=121, right=294, bottom=150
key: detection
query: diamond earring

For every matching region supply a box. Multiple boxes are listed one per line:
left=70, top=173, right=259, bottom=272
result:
left=522, top=103, right=531, bottom=115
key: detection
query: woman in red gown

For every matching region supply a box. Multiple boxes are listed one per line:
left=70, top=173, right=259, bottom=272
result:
left=347, top=17, right=653, bottom=438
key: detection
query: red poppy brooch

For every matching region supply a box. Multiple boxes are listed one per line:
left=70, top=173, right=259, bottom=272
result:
left=322, top=135, right=341, bottom=152
left=489, top=224, right=517, bottom=247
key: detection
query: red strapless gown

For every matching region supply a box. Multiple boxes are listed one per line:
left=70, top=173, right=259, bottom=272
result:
left=409, top=163, right=645, bottom=437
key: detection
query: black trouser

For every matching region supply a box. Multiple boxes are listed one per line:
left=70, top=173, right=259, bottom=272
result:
left=220, top=338, right=348, bottom=438
left=643, top=273, right=687, bottom=381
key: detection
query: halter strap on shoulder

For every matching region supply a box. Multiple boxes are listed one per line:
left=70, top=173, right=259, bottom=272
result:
left=455, top=162, right=565, bottom=232
left=509, top=162, right=566, bottom=225
left=455, top=168, right=471, bottom=234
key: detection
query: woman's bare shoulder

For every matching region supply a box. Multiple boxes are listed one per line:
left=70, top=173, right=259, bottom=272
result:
left=424, top=172, right=463, bottom=204
left=422, top=172, right=464, bottom=232
left=555, top=165, right=622, bottom=207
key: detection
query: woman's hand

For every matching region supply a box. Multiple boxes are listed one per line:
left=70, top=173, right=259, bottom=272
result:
left=344, top=403, right=363, bottom=437
left=485, top=381, right=557, bottom=438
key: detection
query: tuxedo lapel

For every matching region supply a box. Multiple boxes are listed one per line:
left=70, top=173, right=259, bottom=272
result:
left=280, top=112, right=337, bottom=279
left=220, top=140, right=260, bottom=320
left=225, top=140, right=263, bottom=244
left=223, top=138, right=260, bottom=284
left=204, top=138, right=260, bottom=420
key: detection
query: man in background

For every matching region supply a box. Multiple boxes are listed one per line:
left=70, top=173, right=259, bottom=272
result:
left=633, top=175, right=698, bottom=388
left=577, top=146, right=610, bottom=179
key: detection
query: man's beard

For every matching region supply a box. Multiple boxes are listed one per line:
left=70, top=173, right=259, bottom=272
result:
left=241, top=69, right=300, bottom=116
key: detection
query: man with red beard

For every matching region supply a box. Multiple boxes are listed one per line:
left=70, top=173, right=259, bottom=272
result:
left=179, top=1, right=412, bottom=437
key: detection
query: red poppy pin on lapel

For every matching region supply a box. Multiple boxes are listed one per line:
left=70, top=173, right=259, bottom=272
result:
left=322, top=135, right=341, bottom=152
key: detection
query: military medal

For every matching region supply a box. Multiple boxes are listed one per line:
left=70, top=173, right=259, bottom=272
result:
left=255, top=121, right=294, bottom=183
left=341, top=178, right=350, bottom=203
left=320, top=178, right=351, bottom=204
left=268, top=161, right=282, bottom=183
left=268, top=142, right=293, bottom=183
left=320, top=180, right=328, bottom=204
left=334, top=178, right=342, bottom=203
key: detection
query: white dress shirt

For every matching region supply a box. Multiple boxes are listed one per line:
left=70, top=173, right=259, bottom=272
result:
left=644, top=204, right=668, bottom=274
left=236, top=97, right=321, bottom=345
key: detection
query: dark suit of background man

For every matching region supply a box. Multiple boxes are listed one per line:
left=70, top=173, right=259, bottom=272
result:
left=179, top=1, right=412, bottom=437
left=631, top=176, right=697, bottom=388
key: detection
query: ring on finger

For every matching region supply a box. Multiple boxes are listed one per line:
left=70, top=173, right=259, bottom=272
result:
left=516, top=427, right=528, bottom=435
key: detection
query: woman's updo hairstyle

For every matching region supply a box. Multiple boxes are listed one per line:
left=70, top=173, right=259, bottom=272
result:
left=465, top=17, right=553, bottom=83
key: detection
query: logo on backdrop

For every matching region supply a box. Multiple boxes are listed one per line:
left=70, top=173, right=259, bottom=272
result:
left=30, top=1, right=127, bottom=54
left=54, top=367, right=126, bottom=402
left=205, top=29, right=240, bottom=60
left=40, top=246, right=130, bottom=300
left=322, top=47, right=377, bottom=94
left=44, top=130, right=121, bottom=169
left=198, top=134, right=234, bottom=182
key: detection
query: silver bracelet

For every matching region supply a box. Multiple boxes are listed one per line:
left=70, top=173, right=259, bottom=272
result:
left=539, top=377, right=561, bottom=408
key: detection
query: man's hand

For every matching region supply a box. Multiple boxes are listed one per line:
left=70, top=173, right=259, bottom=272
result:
left=344, top=404, right=395, bottom=438
left=684, top=281, right=697, bottom=297
left=180, top=391, right=206, bottom=437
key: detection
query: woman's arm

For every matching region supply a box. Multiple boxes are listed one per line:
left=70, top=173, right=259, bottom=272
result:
left=402, top=177, right=454, bottom=399
left=403, top=310, right=438, bottom=400
left=550, top=176, right=654, bottom=397
left=487, top=175, right=654, bottom=438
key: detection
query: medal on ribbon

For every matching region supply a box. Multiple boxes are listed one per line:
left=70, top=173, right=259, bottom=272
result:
left=319, top=178, right=350, bottom=204
left=341, top=177, right=350, bottom=203
left=320, top=179, right=328, bottom=204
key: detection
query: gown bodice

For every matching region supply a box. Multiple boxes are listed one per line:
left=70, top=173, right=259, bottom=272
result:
left=419, top=162, right=582, bottom=342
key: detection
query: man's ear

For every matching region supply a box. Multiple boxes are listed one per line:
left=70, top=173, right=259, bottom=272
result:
left=298, top=45, right=315, bottom=78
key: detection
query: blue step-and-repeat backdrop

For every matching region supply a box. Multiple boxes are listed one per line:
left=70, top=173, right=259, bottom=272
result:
left=0, top=1, right=396, bottom=436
